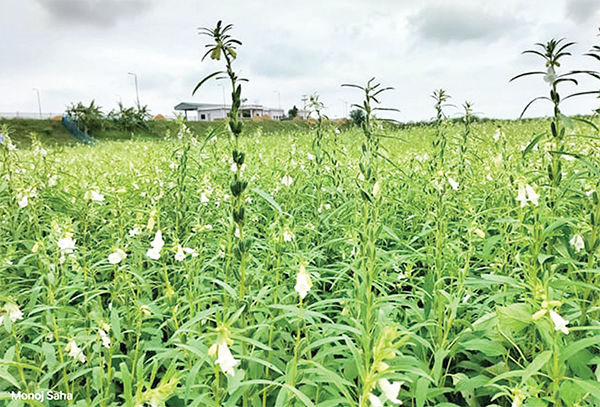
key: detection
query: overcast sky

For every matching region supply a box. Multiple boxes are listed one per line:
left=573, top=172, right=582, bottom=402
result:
left=1, top=0, right=600, bottom=122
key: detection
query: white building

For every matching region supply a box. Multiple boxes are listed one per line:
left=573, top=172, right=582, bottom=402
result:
left=174, top=102, right=285, bottom=121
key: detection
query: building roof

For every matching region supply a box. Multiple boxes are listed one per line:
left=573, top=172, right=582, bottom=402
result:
left=174, top=102, right=226, bottom=111
left=174, top=102, right=284, bottom=112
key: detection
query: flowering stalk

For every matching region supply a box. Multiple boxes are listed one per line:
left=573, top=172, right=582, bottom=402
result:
left=343, top=78, right=398, bottom=405
left=457, top=101, right=474, bottom=178
left=0, top=125, right=18, bottom=204
left=308, top=94, right=327, bottom=208
left=431, top=89, right=450, bottom=173
left=194, top=20, right=250, bottom=301
left=342, top=78, right=393, bottom=321
left=511, top=38, right=584, bottom=196
left=195, top=21, right=252, bottom=407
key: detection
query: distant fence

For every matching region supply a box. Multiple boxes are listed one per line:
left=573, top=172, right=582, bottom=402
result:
left=0, top=112, right=64, bottom=119
left=0, top=112, right=181, bottom=121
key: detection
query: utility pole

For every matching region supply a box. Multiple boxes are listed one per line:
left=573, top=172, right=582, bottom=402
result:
left=217, top=83, right=226, bottom=107
left=340, top=99, right=348, bottom=117
left=33, top=88, right=42, bottom=118
left=301, top=94, right=308, bottom=120
left=128, top=72, right=140, bottom=108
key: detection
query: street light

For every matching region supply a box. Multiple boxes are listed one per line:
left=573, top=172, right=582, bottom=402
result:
left=340, top=99, right=348, bottom=117
left=273, top=91, right=281, bottom=109
left=301, top=94, right=308, bottom=120
left=217, top=83, right=226, bottom=108
left=128, top=72, right=140, bottom=108
left=33, top=88, right=42, bottom=118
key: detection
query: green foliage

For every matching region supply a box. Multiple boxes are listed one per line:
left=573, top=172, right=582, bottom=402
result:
left=349, top=108, right=366, bottom=127
left=1, top=117, right=600, bottom=407
left=65, top=100, right=105, bottom=134
left=288, top=105, right=299, bottom=119
left=107, top=102, right=152, bottom=132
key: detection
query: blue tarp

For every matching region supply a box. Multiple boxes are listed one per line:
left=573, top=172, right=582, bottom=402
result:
left=62, top=115, right=96, bottom=145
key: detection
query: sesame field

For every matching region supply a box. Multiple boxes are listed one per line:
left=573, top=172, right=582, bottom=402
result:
left=1, top=113, right=600, bottom=407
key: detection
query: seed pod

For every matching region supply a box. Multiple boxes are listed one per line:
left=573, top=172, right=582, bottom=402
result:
left=230, top=180, right=248, bottom=197
left=232, top=207, right=245, bottom=223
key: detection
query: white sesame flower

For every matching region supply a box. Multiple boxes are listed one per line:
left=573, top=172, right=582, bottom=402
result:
left=368, top=393, right=384, bottom=407
left=515, top=184, right=528, bottom=208
left=549, top=310, right=569, bottom=335
left=307, top=152, right=315, bottom=160
left=184, top=247, right=198, bottom=257
left=570, top=234, right=585, bottom=252
left=174, top=245, right=185, bottom=261
left=283, top=230, right=295, bottom=242
left=18, top=195, right=29, bottom=208
left=543, top=65, right=557, bottom=84
left=373, top=181, right=382, bottom=197
left=200, top=192, right=210, bottom=204
left=281, top=174, right=293, bottom=187
left=48, top=175, right=58, bottom=187
left=57, top=233, right=76, bottom=254
left=150, top=230, right=164, bottom=249
left=378, top=379, right=403, bottom=404
left=525, top=184, right=540, bottom=206
left=66, top=340, right=86, bottom=364
left=85, top=190, right=105, bottom=203
left=99, top=329, right=110, bottom=348
left=474, top=228, right=485, bottom=239
left=294, top=264, right=312, bottom=299
left=493, top=128, right=503, bottom=142
left=108, top=249, right=126, bottom=264
left=210, top=339, right=239, bottom=376
left=447, top=177, right=459, bottom=191
left=146, top=247, right=161, bottom=260
left=0, top=303, right=24, bottom=325
left=129, top=227, right=142, bottom=237
left=146, top=230, right=164, bottom=259
left=234, top=228, right=241, bottom=239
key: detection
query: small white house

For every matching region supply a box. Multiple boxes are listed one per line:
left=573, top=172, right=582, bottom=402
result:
left=174, top=102, right=284, bottom=121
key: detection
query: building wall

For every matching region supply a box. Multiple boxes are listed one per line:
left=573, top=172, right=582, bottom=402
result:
left=196, top=108, right=228, bottom=121
left=189, top=106, right=284, bottom=121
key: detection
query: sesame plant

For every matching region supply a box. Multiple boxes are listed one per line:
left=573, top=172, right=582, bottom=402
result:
left=457, top=101, right=474, bottom=178
left=4, top=24, right=600, bottom=407
left=510, top=38, right=588, bottom=194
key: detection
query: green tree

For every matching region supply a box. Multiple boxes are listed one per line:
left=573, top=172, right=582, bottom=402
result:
left=65, top=100, right=104, bottom=134
left=288, top=105, right=298, bottom=119
left=349, top=108, right=365, bottom=127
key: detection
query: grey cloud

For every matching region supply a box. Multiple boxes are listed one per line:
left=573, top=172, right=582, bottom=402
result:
left=565, top=0, right=600, bottom=24
left=36, top=0, right=155, bottom=28
left=246, top=43, right=324, bottom=79
left=410, top=5, right=522, bottom=44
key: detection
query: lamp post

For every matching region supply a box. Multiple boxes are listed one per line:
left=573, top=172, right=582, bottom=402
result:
left=217, top=83, right=226, bottom=108
left=301, top=94, right=308, bottom=120
left=340, top=99, right=348, bottom=117
left=33, top=88, right=42, bottom=118
left=128, top=72, right=140, bottom=108
left=273, top=90, right=281, bottom=109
